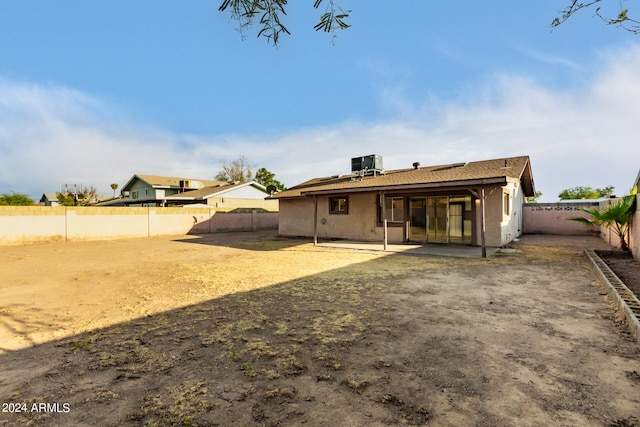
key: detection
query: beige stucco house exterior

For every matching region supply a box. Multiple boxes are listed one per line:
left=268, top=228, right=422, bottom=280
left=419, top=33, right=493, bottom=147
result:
left=271, top=155, right=535, bottom=248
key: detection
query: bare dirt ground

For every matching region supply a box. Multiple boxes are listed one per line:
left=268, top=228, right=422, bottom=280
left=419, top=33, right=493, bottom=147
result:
left=1, top=231, right=639, bottom=426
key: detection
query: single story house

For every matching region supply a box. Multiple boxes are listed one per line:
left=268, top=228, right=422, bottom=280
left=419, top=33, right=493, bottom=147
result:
left=120, top=174, right=277, bottom=211
left=40, top=193, right=61, bottom=207
left=270, top=155, right=535, bottom=249
left=163, top=181, right=278, bottom=211
left=40, top=192, right=114, bottom=206
left=120, top=174, right=226, bottom=206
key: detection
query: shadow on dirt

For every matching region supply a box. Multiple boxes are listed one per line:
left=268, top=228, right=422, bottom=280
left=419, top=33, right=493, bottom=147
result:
left=0, top=304, right=52, bottom=352
left=172, top=229, right=310, bottom=252
left=0, top=253, right=440, bottom=426
left=1, top=234, right=638, bottom=427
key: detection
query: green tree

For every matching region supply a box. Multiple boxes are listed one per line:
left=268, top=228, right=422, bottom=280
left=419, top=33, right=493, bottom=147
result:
left=218, top=0, right=350, bottom=45
left=215, top=155, right=254, bottom=183
left=255, top=167, right=286, bottom=191
left=569, top=190, right=637, bottom=251
left=0, top=192, right=34, bottom=206
left=110, top=183, right=119, bottom=198
left=56, top=192, right=77, bottom=206
left=56, top=186, right=98, bottom=206
left=552, top=1, right=640, bottom=33
left=526, top=191, right=543, bottom=203
left=558, top=185, right=614, bottom=200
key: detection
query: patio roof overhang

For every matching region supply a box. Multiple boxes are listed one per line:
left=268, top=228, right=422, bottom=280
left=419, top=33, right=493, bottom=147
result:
left=299, top=176, right=508, bottom=197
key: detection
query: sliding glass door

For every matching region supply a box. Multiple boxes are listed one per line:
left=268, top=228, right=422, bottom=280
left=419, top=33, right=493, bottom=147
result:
left=409, top=197, right=427, bottom=241
left=427, top=196, right=449, bottom=243
left=408, top=195, right=472, bottom=244
left=449, top=196, right=472, bottom=244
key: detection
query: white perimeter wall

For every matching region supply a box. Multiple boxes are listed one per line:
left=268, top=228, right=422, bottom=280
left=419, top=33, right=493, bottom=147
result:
left=0, top=207, right=278, bottom=246
left=522, top=202, right=602, bottom=235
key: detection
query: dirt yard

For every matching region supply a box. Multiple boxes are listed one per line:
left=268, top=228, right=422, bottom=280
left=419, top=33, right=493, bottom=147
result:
left=1, top=231, right=639, bottom=426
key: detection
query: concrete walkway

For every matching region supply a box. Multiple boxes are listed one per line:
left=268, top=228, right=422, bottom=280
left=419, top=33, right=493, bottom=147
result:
left=315, top=240, right=501, bottom=258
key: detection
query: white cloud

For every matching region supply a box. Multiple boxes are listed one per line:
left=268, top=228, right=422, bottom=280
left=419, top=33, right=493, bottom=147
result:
left=0, top=80, right=207, bottom=196
left=2, top=43, right=640, bottom=202
left=513, top=44, right=582, bottom=71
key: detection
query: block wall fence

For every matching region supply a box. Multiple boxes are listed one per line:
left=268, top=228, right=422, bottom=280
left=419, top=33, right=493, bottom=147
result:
left=522, top=202, right=601, bottom=235
left=523, top=196, right=639, bottom=260
left=0, top=206, right=278, bottom=246
left=2, top=197, right=638, bottom=260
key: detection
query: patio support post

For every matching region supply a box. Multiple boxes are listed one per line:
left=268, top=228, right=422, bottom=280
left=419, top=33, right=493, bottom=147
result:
left=313, top=195, right=318, bottom=246
left=480, top=188, right=487, bottom=258
left=380, top=191, right=388, bottom=251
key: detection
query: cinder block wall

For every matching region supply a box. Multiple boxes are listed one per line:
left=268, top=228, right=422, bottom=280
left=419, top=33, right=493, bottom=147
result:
left=0, top=206, right=67, bottom=244
left=522, top=202, right=601, bottom=235
left=0, top=207, right=278, bottom=246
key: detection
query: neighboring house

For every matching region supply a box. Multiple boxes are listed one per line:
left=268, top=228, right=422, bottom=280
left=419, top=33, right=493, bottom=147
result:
left=120, top=174, right=277, bottom=211
left=163, top=181, right=278, bottom=211
left=120, top=175, right=228, bottom=206
left=40, top=192, right=112, bottom=206
left=270, top=155, right=535, bottom=248
left=40, top=193, right=60, bottom=206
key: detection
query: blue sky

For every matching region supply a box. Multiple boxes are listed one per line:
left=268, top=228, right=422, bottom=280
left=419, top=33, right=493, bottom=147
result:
left=1, top=1, right=639, bottom=201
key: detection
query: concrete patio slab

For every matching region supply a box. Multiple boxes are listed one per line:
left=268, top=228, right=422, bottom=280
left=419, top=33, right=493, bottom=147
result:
left=315, top=240, right=501, bottom=258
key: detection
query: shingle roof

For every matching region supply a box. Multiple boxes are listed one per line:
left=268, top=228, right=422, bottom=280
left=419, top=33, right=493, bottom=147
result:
left=273, top=155, right=535, bottom=198
left=164, top=181, right=268, bottom=200
left=122, top=174, right=227, bottom=191
left=136, top=174, right=226, bottom=188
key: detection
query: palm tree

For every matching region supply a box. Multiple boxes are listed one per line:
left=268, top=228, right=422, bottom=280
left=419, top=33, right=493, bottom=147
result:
left=111, top=183, right=119, bottom=198
left=569, top=191, right=637, bottom=251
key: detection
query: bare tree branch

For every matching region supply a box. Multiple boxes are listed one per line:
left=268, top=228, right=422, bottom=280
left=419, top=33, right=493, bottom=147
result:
left=552, top=0, right=640, bottom=34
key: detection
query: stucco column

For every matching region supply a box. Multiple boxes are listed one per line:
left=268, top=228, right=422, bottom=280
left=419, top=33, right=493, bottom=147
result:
left=380, top=191, right=388, bottom=251
left=313, top=195, right=318, bottom=246
left=480, top=188, right=487, bottom=258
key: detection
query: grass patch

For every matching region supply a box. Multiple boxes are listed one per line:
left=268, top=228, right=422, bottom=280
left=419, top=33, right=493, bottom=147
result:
left=240, top=363, right=256, bottom=377
left=128, top=381, right=215, bottom=426
left=67, top=337, right=93, bottom=352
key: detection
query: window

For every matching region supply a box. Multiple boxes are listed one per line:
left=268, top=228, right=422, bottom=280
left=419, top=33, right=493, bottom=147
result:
left=379, top=197, right=404, bottom=223
left=132, top=191, right=138, bottom=200
left=503, top=192, right=510, bottom=216
left=329, top=197, right=349, bottom=214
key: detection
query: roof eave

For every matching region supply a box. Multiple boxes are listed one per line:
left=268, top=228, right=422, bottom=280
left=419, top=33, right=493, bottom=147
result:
left=300, top=177, right=509, bottom=197
left=518, top=159, right=536, bottom=197
left=164, top=196, right=197, bottom=201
